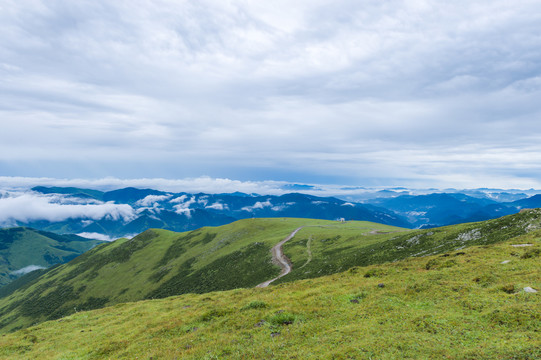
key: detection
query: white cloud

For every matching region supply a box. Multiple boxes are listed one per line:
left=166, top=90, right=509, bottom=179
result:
left=241, top=200, right=272, bottom=212
left=135, top=194, right=172, bottom=207
left=197, top=196, right=209, bottom=206
left=0, top=176, right=288, bottom=194
left=206, top=202, right=228, bottom=211
left=0, top=192, right=136, bottom=225
left=10, top=265, right=46, bottom=276
left=0, top=1, right=540, bottom=188
left=271, top=204, right=289, bottom=212
left=171, top=195, right=196, bottom=217
left=76, top=232, right=117, bottom=242
left=170, top=195, right=188, bottom=203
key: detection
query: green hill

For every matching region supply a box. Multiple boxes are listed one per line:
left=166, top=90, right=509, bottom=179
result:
left=1, top=210, right=540, bottom=335
left=0, top=228, right=104, bottom=287
left=0, top=226, right=539, bottom=359
left=0, top=219, right=402, bottom=332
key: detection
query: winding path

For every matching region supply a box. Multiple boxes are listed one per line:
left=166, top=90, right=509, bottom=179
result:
left=256, top=224, right=406, bottom=288
left=256, top=227, right=304, bottom=288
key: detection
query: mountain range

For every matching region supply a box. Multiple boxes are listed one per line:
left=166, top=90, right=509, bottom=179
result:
left=8, top=186, right=541, bottom=237
left=2, top=186, right=540, bottom=289
left=5, top=187, right=409, bottom=238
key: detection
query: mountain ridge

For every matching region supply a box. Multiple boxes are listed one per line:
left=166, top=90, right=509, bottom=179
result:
left=1, top=210, right=540, bottom=333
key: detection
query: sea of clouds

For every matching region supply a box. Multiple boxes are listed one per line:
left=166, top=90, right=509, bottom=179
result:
left=0, top=190, right=135, bottom=227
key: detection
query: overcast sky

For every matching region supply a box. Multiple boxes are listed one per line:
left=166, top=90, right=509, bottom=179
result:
left=2, top=0, right=541, bottom=189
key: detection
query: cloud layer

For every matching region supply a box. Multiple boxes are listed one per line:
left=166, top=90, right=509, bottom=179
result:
left=0, top=192, right=135, bottom=225
left=1, top=1, right=541, bottom=187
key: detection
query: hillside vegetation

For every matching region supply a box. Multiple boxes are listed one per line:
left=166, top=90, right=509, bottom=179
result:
left=0, top=228, right=103, bottom=287
left=1, top=210, right=541, bottom=335
left=0, top=219, right=402, bottom=332
left=0, top=230, right=539, bottom=359
left=278, top=208, right=541, bottom=283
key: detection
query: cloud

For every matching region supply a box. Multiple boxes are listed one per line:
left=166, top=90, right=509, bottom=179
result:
left=76, top=232, right=117, bottom=242
left=0, top=192, right=136, bottom=225
left=0, top=176, right=288, bottom=194
left=0, top=1, right=540, bottom=188
left=171, top=195, right=196, bottom=217
left=241, top=200, right=273, bottom=212
left=10, top=265, right=47, bottom=276
left=206, top=202, right=228, bottom=211
left=135, top=194, right=172, bottom=207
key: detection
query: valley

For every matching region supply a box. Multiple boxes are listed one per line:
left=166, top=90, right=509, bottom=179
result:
left=0, top=228, right=103, bottom=287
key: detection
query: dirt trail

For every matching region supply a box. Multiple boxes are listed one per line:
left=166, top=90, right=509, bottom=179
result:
left=256, top=227, right=304, bottom=288
left=256, top=224, right=402, bottom=288
left=299, top=235, right=313, bottom=269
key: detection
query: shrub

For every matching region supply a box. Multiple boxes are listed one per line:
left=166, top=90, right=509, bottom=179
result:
left=521, top=248, right=540, bottom=259
left=240, top=300, right=268, bottom=311
left=472, top=274, right=497, bottom=287
left=425, top=259, right=439, bottom=270
left=346, top=292, right=367, bottom=303
left=364, top=268, right=385, bottom=278
left=267, top=312, right=297, bottom=326
left=198, top=309, right=232, bottom=322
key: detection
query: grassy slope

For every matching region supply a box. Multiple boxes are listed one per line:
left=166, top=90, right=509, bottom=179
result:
left=0, top=228, right=103, bottom=287
left=3, top=209, right=541, bottom=335
left=277, top=208, right=541, bottom=283
left=0, top=219, right=401, bottom=333
left=0, top=232, right=539, bottom=359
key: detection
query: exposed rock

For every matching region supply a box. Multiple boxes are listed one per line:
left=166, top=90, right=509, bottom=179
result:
left=378, top=283, right=385, bottom=288
left=524, top=287, right=538, bottom=293
left=457, top=229, right=481, bottom=242
left=511, top=244, right=533, bottom=247
left=500, top=260, right=511, bottom=264
left=406, top=234, right=423, bottom=245
left=350, top=299, right=359, bottom=304
left=255, top=320, right=266, bottom=327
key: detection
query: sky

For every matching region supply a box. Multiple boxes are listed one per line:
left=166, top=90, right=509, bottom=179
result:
left=2, top=0, right=541, bottom=189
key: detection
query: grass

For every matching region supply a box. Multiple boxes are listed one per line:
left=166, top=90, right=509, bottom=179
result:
left=0, top=233, right=539, bottom=359
left=2, top=210, right=541, bottom=335
left=0, top=228, right=103, bottom=287
left=0, top=218, right=402, bottom=333
left=276, top=209, right=541, bottom=284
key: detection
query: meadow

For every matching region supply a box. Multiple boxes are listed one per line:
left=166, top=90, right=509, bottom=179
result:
left=0, top=231, right=539, bottom=359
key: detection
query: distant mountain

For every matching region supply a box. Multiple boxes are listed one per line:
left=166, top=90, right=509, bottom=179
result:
left=102, top=187, right=171, bottom=204
left=0, top=227, right=104, bottom=286
left=458, top=190, right=529, bottom=202
left=215, top=192, right=410, bottom=227
left=18, top=186, right=541, bottom=233
left=366, top=193, right=517, bottom=228
left=510, top=194, right=541, bottom=209
left=19, top=187, right=410, bottom=237
left=31, top=186, right=104, bottom=200
left=22, top=209, right=237, bottom=239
